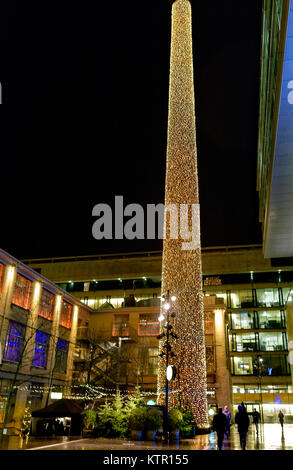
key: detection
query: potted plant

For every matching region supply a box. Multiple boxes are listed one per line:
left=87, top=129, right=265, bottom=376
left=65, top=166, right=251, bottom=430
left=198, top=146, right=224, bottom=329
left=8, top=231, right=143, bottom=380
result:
left=129, top=407, right=146, bottom=440
left=145, top=408, right=162, bottom=441
left=179, top=408, right=197, bottom=438
left=81, top=409, right=97, bottom=437
left=168, top=408, right=183, bottom=440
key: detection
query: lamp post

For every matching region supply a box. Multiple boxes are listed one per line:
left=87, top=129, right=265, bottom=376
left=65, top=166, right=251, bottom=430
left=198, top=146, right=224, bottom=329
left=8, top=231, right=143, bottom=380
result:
left=157, top=290, right=178, bottom=442
left=258, top=357, right=264, bottom=425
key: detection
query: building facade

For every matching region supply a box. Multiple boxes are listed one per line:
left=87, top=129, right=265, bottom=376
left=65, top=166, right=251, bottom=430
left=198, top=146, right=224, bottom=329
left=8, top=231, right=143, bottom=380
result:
left=22, top=244, right=293, bottom=422
left=0, top=249, right=92, bottom=435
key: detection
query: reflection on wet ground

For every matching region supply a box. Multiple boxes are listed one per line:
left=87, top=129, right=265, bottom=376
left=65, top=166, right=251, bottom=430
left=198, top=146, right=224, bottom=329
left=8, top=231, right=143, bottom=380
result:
left=0, top=424, right=292, bottom=450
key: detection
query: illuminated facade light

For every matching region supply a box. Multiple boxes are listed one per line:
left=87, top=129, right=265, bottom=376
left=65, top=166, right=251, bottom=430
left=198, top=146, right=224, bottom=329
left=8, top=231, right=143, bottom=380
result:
left=157, top=0, right=208, bottom=427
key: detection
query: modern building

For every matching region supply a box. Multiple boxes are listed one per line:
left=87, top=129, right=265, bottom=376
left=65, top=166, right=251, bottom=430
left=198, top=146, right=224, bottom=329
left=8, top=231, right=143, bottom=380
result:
left=257, top=0, right=293, bottom=258
left=0, top=249, right=92, bottom=435
left=21, top=244, right=293, bottom=422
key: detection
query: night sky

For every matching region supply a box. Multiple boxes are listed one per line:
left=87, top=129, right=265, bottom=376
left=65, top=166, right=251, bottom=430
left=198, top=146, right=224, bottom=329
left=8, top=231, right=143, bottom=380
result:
left=0, top=0, right=262, bottom=259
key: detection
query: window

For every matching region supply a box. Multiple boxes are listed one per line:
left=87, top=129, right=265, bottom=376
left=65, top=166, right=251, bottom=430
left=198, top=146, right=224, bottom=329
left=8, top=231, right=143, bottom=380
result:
left=54, top=339, right=69, bottom=373
left=3, top=321, right=25, bottom=362
left=0, top=263, right=4, bottom=296
left=256, top=288, right=281, bottom=308
left=138, top=314, right=159, bottom=336
left=112, top=315, right=129, bottom=337
left=258, top=310, right=283, bottom=329
left=60, top=301, right=73, bottom=329
left=32, top=331, right=50, bottom=368
left=259, top=332, right=286, bottom=351
left=12, top=274, right=32, bottom=310
left=39, top=289, right=54, bottom=321
left=230, top=312, right=254, bottom=329
left=231, top=356, right=253, bottom=375
left=229, top=333, right=257, bottom=352
left=147, top=348, right=158, bottom=374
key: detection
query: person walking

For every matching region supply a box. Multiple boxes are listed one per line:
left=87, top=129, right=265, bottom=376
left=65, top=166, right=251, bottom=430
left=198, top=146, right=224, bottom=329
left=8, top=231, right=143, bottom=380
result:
left=252, top=408, right=261, bottom=434
left=278, top=410, right=284, bottom=430
left=235, top=405, right=250, bottom=450
left=223, top=405, right=232, bottom=436
left=212, top=407, right=228, bottom=450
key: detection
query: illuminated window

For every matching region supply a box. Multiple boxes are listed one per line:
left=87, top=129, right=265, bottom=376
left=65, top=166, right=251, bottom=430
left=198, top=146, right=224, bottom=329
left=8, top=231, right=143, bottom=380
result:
left=39, top=289, right=54, bottom=321
left=12, top=274, right=32, bottom=310
left=3, top=321, right=25, bottom=362
left=54, top=339, right=69, bottom=373
left=138, top=314, right=159, bottom=336
left=0, top=263, right=4, bottom=296
left=112, top=315, right=129, bottom=337
left=60, top=301, right=73, bottom=329
left=32, top=331, right=50, bottom=368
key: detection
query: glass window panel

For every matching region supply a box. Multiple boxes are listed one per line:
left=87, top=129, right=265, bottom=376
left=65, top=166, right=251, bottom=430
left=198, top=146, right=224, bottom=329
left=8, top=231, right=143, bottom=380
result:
left=60, top=301, right=73, bottom=329
left=32, top=331, right=50, bottom=368
left=54, top=339, right=69, bottom=373
left=112, top=315, right=129, bottom=337
left=12, top=274, right=32, bottom=310
left=258, top=310, right=282, bottom=329
left=3, top=321, right=25, bottom=362
left=230, top=312, right=254, bottom=329
left=38, top=289, right=54, bottom=321
left=232, top=356, right=253, bottom=375
left=256, top=288, right=280, bottom=308
left=259, top=332, right=284, bottom=351
left=230, top=333, right=257, bottom=352
left=138, top=314, right=159, bottom=336
left=230, top=290, right=254, bottom=308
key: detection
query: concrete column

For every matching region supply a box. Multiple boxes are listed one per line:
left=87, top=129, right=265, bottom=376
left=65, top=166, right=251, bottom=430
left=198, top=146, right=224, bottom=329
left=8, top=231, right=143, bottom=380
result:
left=65, top=305, right=79, bottom=395
left=21, top=281, right=42, bottom=375
left=0, top=266, right=16, bottom=362
left=214, top=308, right=232, bottom=410
left=41, top=295, right=62, bottom=407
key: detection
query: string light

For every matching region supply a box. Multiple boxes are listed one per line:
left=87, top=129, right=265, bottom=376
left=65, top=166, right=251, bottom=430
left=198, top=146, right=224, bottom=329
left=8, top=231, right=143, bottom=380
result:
left=157, top=0, right=208, bottom=427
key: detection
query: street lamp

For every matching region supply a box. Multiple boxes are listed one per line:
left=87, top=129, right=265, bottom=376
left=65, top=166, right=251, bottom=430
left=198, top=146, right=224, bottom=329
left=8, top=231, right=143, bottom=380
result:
left=258, top=357, right=264, bottom=425
left=157, top=290, right=179, bottom=442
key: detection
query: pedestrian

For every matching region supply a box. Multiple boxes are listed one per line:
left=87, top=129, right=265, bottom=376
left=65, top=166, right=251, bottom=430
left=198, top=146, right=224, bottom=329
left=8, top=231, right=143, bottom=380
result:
left=235, top=405, right=250, bottom=450
left=212, top=407, right=228, bottom=450
left=223, top=405, right=232, bottom=436
left=252, top=408, right=261, bottom=434
left=278, top=410, right=284, bottom=429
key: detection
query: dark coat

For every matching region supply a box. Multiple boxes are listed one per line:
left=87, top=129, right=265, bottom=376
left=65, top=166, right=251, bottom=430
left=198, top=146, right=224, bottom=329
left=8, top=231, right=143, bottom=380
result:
left=213, top=412, right=228, bottom=434
left=235, top=410, right=250, bottom=433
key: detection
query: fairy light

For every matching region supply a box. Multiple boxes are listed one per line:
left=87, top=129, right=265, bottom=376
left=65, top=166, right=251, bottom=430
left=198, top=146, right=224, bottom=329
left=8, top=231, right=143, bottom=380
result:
left=157, top=0, right=208, bottom=427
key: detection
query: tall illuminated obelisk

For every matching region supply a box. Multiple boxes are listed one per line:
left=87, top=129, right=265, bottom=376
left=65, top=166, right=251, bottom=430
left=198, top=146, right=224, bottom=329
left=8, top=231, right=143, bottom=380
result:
left=157, top=0, right=208, bottom=427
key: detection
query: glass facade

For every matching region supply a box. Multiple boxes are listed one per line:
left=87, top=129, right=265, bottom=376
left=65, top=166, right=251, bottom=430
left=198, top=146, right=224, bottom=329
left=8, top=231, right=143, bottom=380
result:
left=3, top=321, right=25, bottom=362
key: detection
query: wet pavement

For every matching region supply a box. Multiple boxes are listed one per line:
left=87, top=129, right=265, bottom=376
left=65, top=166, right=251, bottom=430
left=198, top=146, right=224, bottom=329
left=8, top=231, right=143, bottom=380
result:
left=0, top=424, right=292, bottom=450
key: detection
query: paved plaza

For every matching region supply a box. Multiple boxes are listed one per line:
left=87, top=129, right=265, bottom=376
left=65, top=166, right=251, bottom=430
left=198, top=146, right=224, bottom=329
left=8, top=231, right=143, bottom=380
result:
left=0, top=424, right=292, bottom=451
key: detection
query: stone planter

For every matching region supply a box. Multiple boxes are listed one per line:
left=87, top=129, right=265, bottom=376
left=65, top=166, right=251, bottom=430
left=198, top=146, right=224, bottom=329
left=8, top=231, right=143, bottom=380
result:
left=146, top=430, right=157, bottom=441
left=130, top=430, right=143, bottom=441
